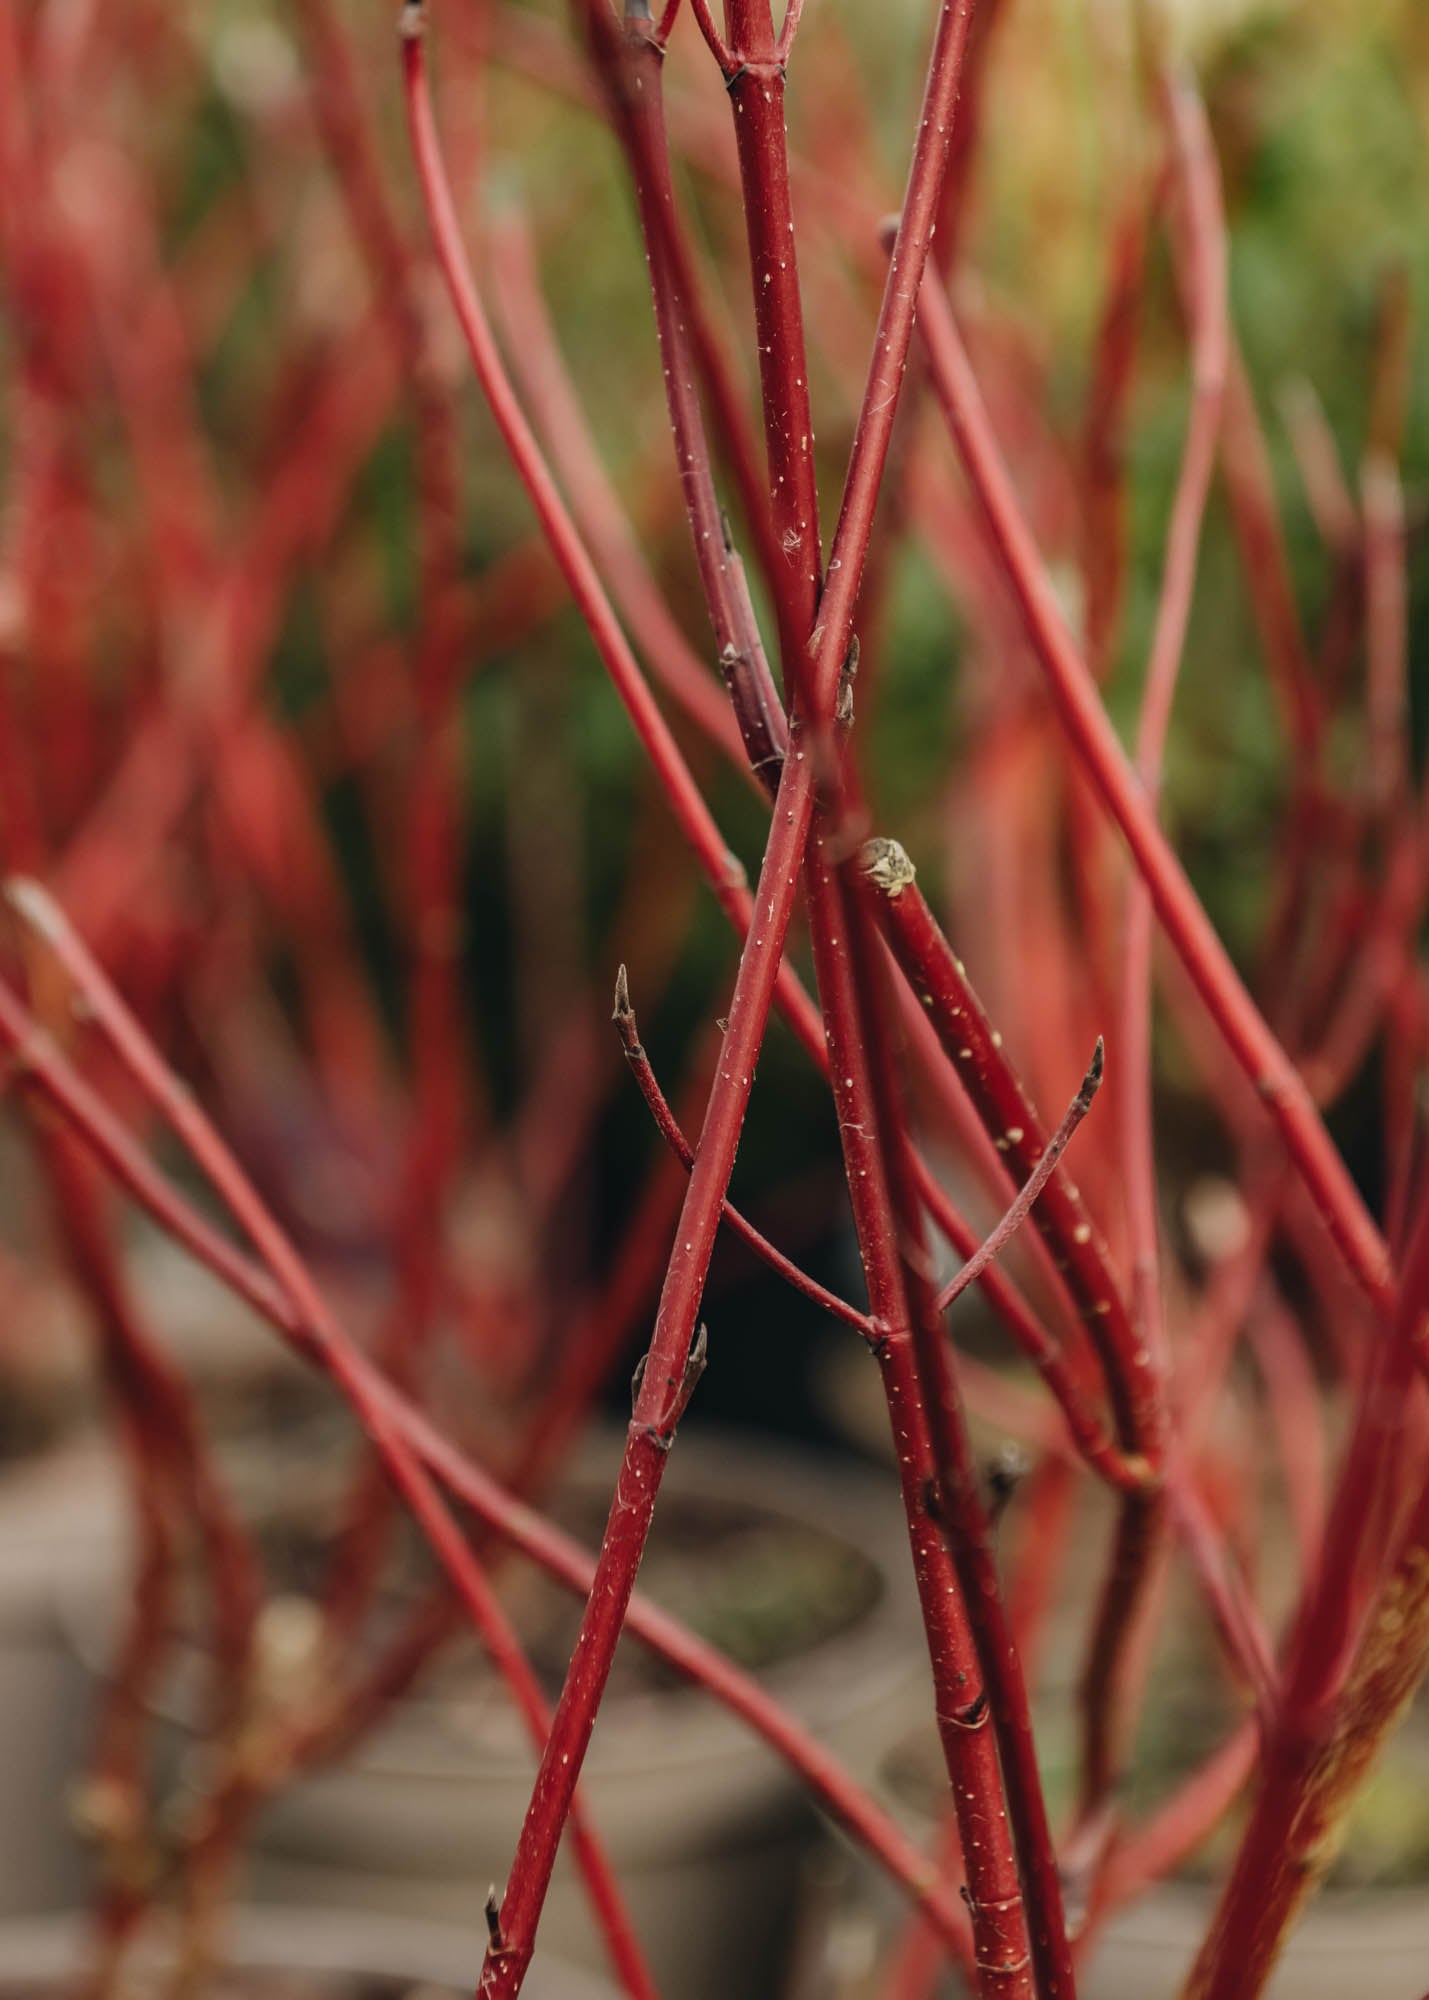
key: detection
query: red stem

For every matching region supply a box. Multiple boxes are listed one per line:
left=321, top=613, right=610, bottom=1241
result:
left=406, top=1, right=981, bottom=1981
left=613, top=968, right=873, bottom=1332
left=5, top=885, right=659, bottom=2000
left=912, top=268, right=1391, bottom=1314
left=935, top=1035, right=1106, bottom=1317
left=1118, top=65, right=1227, bottom=1366
left=1181, top=1192, right=1429, bottom=2000
left=486, top=203, right=751, bottom=769
left=839, top=862, right=1072, bottom=1998
left=0, top=965, right=974, bottom=1966
left=803, top=838, right=1038, bottom=1999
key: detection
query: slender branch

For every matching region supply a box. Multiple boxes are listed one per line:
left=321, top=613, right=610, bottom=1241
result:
left=1118, top=67, right=1228, bottom=1363
left=407, top=2, right=985, bottom=1984
left=803, top=836, right=1038, bottom=1999
left=685, top=0, right=732, bottom=67
left=936, top=1037, right=1104, bottom=1315
left=0, top=963, right=974, bottom=1968
left=1181, top=1190, right=1429, bottom=2000
left=774, top=0, right=806, bottom=63
left=3, top=882, right=660, bottom=2000
left=862, top=836, right=1235, bottom=1813
left=910, top=263, right=1391, bottom=1314
left=720, top=0, right=824, bottom=695
left=613, top=967, right=873, bottom=1332
left=566, top=9, right=793, bottom=768
left=836, top=856, right=1072, bottom=1998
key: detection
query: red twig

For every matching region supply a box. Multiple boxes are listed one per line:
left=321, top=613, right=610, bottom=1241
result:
left=1118, top=65, right=1227, bottom=1354
left=859, top=834, right=1167, bottom=1808
left=612, top=967, right=873, bottom=1332
left=936, top=1036, right=1105, bottom=1316
left=407, top=1, right=983, bottom=1982
left=1182, top=1190, right=1429, bottom=2000
left=837, top=859, right=1071, bottom=1998
left=4, top=882, right=660, bottom=2000
left=804, top=837, right=1039, bottom=1998
left=487, top=206, right=751, bottom=770
left=911, top=266, right=1391, bottom=1315
left=0, top=961, right=974, bottom=1967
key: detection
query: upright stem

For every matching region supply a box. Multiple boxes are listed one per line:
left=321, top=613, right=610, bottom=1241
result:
left=721, top=0, right=823, bottom=663
left=803, top=834, right=1038, bottom=1999
left=1118, top=70, right=1227, bottom=1381
left=845, top=863, right=1077, bottom=1999
left=428, top=0, right=982, bottom=1982
left=583, top=13, right=790, bottom=768
left=0, top=953, right=976, bottom=1968
left=1101, top=68, right=1226, bottom=1818
left=6, top=885, right=660, bottom=2000
left=716, top=15, right=1066, bottom=1986
left=861, top=842, right=1163, bottom=1809
left=1181, top=1194, right=1429, bottom=2000
left=913, top=271, right=1390, bottom=1313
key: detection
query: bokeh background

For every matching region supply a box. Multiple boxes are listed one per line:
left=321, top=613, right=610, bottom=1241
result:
left=1, top=0, right=1428, bottom=1988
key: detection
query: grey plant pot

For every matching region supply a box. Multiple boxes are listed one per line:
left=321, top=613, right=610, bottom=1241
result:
left=68, top=1429, right=932, bottom=2000
left=1075, top=1881, right=1429, bottom=2000
left=798, top=1722, right=1429, bottom=2000
left=0, top=1906, right=613, bottom=1997
left=0, top=1436, right=127, bottom=1916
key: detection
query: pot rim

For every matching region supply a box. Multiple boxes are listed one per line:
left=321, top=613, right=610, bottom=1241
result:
left=0, top=1908, right=613, bottom=1996
left=64, top=1426, right=931, bottom=1784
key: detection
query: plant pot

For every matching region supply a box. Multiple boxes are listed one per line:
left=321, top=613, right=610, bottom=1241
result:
left=795, top=1699, right=1429, bottom=2000
left=0, top=1906, right=613, bottom=1997
left=71, top=1427, right=931, bottom=2000
left=1078, top=1881, right=1429, bottom=2000
left=0, top=1434, right=128, bottom=1915
left=0, top=1220, right=332, bottom=1920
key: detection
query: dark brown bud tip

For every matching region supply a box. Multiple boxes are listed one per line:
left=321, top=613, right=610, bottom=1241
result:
left=1083, top=1036, right=1105, bottom=1098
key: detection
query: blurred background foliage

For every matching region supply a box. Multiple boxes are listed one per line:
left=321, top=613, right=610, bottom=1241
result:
left=11, top=0, right=1429, bottom=1437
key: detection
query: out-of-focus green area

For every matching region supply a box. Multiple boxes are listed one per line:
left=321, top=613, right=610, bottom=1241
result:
left=181, top=0, right=1429, bottom=947
left=11, top=0, right=1427, bottom=1421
